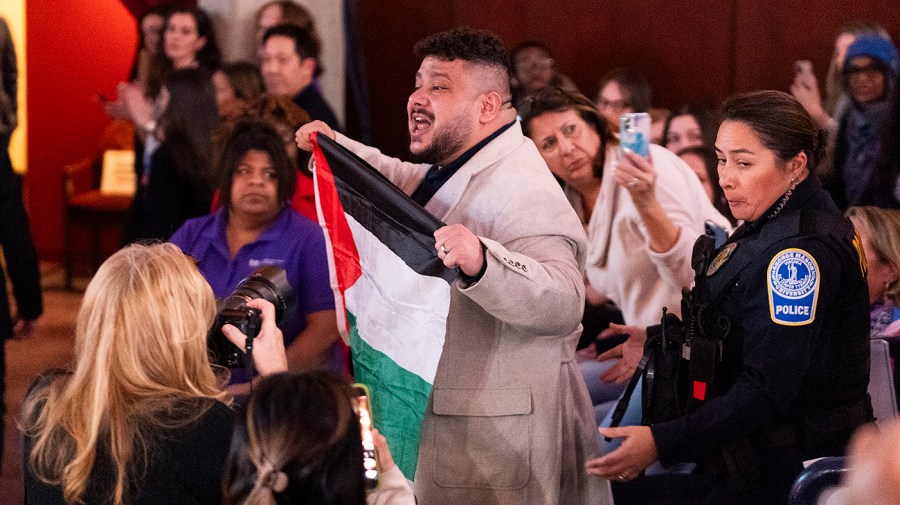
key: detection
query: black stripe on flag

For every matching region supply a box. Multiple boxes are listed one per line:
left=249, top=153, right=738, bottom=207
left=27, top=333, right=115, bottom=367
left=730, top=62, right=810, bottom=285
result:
left=317, top=135, right=457, bottom=283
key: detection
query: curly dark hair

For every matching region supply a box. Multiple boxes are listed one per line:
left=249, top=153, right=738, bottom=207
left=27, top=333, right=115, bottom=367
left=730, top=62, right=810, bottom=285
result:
left=414, top=27, right=510, bottom=76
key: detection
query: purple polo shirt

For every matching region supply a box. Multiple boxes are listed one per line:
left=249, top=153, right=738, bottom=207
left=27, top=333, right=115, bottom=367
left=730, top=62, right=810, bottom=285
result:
left=170, top=207, right=335, bottom=352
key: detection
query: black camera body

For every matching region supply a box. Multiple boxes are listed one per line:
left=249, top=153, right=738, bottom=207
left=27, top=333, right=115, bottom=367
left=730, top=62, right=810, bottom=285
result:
left=208, top=265, right=295, bottom=368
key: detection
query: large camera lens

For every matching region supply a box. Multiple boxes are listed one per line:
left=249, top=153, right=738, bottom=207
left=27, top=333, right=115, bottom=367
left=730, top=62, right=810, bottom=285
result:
left=208, top=265, right=295, bottom=368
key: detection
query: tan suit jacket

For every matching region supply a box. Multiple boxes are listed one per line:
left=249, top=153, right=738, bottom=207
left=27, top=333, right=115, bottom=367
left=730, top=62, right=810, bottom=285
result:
left=335, top=122, right=612, bottom=504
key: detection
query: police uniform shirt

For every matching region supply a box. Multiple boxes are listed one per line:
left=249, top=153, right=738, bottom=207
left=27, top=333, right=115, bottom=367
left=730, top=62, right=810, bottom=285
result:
left=651, top=175, right=870, bottom=468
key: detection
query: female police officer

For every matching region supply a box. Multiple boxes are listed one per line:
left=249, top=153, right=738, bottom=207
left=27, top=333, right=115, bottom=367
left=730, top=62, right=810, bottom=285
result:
left=586, top=90, right=872, bottom=504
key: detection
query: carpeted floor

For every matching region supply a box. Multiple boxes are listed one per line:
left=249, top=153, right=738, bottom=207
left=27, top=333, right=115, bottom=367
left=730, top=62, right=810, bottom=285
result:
left=1, top=263, right=82, bottom=504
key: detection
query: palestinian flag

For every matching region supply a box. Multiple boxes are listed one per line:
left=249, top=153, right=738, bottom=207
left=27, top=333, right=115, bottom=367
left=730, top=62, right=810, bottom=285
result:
left=311, top=133, right=456, bottom=480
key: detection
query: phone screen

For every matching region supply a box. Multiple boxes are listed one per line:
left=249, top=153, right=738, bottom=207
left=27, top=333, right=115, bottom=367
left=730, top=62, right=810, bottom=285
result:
left=619, top=112, right=651, bottom=159
left=353, top=384, right=379, bottom=490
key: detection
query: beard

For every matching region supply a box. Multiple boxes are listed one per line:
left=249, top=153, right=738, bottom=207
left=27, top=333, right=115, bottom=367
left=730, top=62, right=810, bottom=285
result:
left=408, top=111, right=472, bottom=165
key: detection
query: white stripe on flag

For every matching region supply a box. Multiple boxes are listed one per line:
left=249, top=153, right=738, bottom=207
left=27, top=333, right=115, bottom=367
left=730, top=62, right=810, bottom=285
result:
left=344, top=215, right=450, bottom=383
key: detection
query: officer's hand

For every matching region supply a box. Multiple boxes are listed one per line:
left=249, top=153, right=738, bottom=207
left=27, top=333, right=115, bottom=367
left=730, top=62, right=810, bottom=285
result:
left=598, top=323, right=646, bottom=384
left=435, top=224, right=484, bottom=277
left=222, top=299, right=288, bottom=376
left=295, top=120, right=336, bottom=152
left=587, top=426, right=658, bottom=481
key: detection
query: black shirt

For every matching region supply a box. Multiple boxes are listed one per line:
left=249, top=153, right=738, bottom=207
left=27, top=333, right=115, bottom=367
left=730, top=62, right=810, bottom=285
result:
left=410, top=120, right=516, bottom=206
left=24, top=395, right=234, bottom=505
left=293, top=85, right=342, bottom=132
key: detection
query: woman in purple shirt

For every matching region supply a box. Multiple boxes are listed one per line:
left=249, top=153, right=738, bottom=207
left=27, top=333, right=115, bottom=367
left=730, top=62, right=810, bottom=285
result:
left=171, top=120, right=341, bottom=389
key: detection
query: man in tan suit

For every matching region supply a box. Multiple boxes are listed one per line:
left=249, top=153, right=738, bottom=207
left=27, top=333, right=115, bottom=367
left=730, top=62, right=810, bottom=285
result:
left=297, top=27, right=611, bottom=505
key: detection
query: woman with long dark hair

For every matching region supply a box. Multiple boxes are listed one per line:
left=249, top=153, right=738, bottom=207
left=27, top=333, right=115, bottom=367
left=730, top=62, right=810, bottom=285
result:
left=125, top=68, right=219, bottom=242
left=222, top=372, right=415, bottom=505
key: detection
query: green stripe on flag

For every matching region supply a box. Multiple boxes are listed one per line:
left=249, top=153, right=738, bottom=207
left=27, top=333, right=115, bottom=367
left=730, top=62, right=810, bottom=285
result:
left=349, top=311, right=432, bottom=480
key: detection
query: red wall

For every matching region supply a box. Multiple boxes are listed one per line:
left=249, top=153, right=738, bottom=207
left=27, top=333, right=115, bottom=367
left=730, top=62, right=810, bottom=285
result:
left=26, top=2, right=136, bottom=259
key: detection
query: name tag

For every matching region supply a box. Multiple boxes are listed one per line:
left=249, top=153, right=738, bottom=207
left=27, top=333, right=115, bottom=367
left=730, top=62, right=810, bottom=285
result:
left=768, top=248, right=819, bottom=326
left=248, top=258, right=286, bottom=268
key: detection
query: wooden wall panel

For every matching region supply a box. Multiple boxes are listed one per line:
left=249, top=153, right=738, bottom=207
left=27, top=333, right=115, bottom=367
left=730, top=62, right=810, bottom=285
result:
left=357, top=1, right=900, bottom=159
left=357, top=0, right=735, bottom=157
left=733, top=0, right=900, bottom=95
left=357, top=1, right=451, bottom=157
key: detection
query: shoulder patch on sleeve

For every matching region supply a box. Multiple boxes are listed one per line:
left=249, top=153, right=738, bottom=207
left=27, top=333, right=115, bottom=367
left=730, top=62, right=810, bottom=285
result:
left=767, top=248, right=819, bottom=326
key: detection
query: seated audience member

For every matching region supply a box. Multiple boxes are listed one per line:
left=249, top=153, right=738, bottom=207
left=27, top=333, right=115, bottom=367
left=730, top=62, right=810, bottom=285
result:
left=661, top=104, right=719, bottom=154
left=222, top=371, right=415, bottom=505
left=213, top=61, right=265, bottom=120
left=170, top=121, right=340, bottom=386
left=821, top=421, right=900, bottom=505
left=510, top=40, right=579, bottom=109
left=261, top=24, right=341, bottom=131
left=20, top=243, right=288, bottom=505
left=124, top=68, right=219, bottom=243
left=823, top=35, right=899, bottom=210
left=846, top=206, right=900, bottom=336
left=521, top=87, right=730, bottom=422
left=254, top=0, right=316, bottom=59
left=677, top=145, right=735, bottom=224
left=595, top=67, right=652, bottom=135
left=791, top=20, right=891, bottom=131
left=648, top=107, right=670, bottom=145
left=213, top=94, right=317, bottom=220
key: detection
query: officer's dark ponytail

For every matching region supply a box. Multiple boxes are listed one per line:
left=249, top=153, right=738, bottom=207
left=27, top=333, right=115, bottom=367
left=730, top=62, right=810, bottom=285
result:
left=721, top=90, right=823, bottom=172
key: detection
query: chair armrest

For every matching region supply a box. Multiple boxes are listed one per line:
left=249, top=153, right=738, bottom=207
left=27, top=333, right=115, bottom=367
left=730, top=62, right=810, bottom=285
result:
left=63, top=158, right=96, bottom=200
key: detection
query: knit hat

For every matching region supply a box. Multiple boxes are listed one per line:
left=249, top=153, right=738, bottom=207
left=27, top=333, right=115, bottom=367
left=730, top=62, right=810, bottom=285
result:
left=844, top=35, right=899, bottom=75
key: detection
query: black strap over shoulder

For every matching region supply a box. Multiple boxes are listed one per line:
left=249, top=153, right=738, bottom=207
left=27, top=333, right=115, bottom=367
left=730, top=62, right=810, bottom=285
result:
left=607, top=309, right=685, bottom=433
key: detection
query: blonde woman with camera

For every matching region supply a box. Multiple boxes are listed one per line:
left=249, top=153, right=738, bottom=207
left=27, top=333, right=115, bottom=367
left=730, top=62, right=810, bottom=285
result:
left=20, top=243, right=287, bottom=505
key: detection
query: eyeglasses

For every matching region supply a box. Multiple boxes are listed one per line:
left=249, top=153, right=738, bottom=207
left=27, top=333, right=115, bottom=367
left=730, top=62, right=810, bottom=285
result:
left=596, top=97, right=630, bottom=113
left=845, top=64, right=883, bottom=80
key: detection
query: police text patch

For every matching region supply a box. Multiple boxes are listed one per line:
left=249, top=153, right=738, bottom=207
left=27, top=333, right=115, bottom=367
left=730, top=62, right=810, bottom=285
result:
left=767, top=248, right=819, bottom=326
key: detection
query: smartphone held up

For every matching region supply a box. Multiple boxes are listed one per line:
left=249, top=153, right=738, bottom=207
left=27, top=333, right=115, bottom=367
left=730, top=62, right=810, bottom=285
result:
left=619, top=112, right=651, bottom=159
left=353, top=383, right=379, bottom=490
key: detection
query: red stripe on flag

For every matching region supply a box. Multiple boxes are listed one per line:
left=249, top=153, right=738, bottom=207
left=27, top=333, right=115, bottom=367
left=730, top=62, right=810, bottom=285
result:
left=311, top=133, right=362, bottom=333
